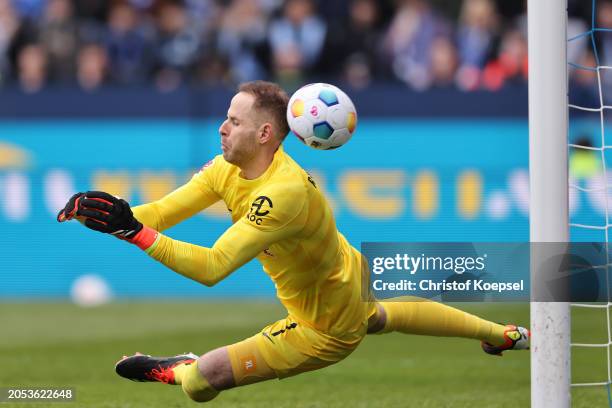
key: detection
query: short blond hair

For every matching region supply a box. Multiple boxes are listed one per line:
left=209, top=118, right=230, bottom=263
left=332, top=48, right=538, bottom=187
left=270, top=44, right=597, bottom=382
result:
left=238, top=81, right=290, bottom=141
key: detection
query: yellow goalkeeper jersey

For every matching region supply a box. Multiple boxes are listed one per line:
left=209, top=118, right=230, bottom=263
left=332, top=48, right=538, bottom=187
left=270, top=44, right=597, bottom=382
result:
left=133, top=146, right=368, bottom=341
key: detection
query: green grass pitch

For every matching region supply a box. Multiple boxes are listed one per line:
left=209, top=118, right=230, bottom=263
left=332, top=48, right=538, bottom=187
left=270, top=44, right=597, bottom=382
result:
left=0, top=302, right=609, bottom=407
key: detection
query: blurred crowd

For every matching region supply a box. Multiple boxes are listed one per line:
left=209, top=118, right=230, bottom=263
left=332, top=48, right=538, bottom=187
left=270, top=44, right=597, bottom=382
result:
left=0, top=0, right=608, bottom=93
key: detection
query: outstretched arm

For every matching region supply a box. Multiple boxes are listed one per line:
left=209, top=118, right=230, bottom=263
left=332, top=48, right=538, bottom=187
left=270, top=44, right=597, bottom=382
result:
left=57, top=161, right=222, bottom=232
left=132, top=164, right=222, bottom=232
left=141, top=218, right=300, bottom=286
left=58, top=185, right=307, bottom=287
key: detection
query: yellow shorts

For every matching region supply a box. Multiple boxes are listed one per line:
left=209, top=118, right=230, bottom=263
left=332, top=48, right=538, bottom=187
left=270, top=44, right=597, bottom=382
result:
left=228, top=315, right=366, bottom=381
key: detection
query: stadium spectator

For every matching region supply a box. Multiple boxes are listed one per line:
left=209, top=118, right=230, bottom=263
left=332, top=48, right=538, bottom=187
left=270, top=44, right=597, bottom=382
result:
left=318, top=0, right=387, bottom=88
left=382, top=0, right=451, bottom=90
left=569, top=51, right=600, bottom=108
left=151, top=0, right=202, bottom=91
left=566, top=18, right=589, bottom=66
left=16, top=43, right=47, bottom=92
left=268, top=0, right=326, bottom=89
left=571, top=51, right=598, bottom=88
left=598, top=0, right=612, bottom=65
left=481, top=29, right=527, bottom=91
left=597, top=0, right=612, bottom=97
left=455, top=0, right=499, bottom=91
left=76, top=43, right=108, bottom=90
left=0, top=0, right=19, bottom=84
left=429, top=35, right=459, bottom=89
left=216, top=0, right=269, bottom=83
left=105, top=2, right=152, bottom=85
left=38, top=0, right=80, bottom=83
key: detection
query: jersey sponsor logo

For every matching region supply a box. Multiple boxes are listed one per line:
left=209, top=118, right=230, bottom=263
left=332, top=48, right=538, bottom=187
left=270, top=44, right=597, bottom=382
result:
left=246, top=196, right=273, bottom=225
left=250, top=196, right=272, bottom=216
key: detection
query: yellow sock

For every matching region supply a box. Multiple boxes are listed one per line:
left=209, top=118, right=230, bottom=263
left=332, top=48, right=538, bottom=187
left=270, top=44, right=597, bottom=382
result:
left=379, top=298, right=507, bottom=346
left=181, top=360, right=219, bottom=402
left=171, top=362, right=192, bottom=385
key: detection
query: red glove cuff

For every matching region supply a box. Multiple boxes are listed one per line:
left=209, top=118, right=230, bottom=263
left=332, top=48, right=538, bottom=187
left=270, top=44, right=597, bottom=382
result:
left=128, top=225, right=158, bottom=251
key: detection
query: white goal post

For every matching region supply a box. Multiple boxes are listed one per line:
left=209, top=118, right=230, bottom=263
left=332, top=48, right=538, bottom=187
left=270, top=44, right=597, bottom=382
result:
left=528, top=0, right=571, bottom=407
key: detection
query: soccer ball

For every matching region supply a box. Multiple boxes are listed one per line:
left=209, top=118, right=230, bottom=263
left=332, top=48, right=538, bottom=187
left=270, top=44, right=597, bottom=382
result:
left=286, top=83, right=357, bottom=150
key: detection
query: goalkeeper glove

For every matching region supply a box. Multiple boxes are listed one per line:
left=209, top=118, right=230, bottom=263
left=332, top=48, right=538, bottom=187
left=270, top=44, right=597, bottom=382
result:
left=59, top=191, right=158, bottom=250
left=77, top=191, right=143, bottom=239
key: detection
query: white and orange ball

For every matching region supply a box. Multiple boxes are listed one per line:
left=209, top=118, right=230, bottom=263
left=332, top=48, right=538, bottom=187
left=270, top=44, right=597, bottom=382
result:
left=287, top=83, right=357, bottom=150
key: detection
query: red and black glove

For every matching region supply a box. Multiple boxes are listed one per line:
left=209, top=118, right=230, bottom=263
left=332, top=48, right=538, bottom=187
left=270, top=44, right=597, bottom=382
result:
left=76, top=191, right=143, bottom=239
left=58, top=191, right=158, bottom=250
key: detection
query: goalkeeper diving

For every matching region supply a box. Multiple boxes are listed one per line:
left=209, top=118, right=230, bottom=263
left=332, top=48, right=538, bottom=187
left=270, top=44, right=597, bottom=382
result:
left=57, top=81, right=529, bottom=403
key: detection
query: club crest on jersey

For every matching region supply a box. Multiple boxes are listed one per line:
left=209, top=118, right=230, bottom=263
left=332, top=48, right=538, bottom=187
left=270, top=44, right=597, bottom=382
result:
left=246, top=196, right=273, bottom=225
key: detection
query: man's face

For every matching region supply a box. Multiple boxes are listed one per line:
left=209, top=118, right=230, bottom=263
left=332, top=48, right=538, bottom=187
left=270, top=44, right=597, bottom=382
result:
left=219, top=92, right=259, bottom=166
